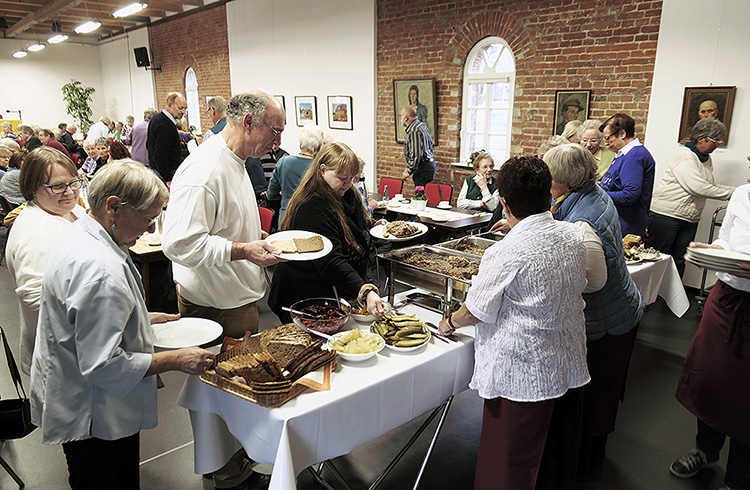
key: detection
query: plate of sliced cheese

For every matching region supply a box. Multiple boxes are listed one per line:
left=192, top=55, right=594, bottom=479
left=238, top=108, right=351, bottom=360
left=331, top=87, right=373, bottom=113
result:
left=266, top=230, right=333, bottom=261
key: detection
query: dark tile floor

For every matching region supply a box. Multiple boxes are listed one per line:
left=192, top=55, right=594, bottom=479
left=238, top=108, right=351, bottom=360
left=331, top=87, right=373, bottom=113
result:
left=0, top=251, right=731, bottom=489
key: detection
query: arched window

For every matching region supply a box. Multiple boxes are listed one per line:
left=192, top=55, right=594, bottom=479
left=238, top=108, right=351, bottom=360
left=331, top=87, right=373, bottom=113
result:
left=184, top=67, right=201, bottom=134
left=461, top=37, right=515, bottom=163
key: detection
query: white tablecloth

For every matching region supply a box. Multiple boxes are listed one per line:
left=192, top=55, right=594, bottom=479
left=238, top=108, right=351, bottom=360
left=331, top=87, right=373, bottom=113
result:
left=177, top=295, right=475, bottom=490
left=627, top=254, right=689, bottom=317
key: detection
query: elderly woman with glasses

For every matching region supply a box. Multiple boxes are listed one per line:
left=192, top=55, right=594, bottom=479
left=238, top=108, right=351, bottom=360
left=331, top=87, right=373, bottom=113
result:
left=577, top=119, right=616, bottom=179
left=648, top=118, right=735, bottom=277
left=544, top=143, right=644, bottom=479
left=5, top=147, right=87, bottom=374
left=30, top=160, right=214, bottom=489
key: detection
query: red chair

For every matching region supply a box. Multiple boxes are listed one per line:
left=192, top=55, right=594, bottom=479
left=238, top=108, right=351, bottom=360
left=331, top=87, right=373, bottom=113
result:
left=378, top=177, right=403, bottom=196
left=424, top=183, right=453, bottom=205
left=258, top=207, right=274, bottom=234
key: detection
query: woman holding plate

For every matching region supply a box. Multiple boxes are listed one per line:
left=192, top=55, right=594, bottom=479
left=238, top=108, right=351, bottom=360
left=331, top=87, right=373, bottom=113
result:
left=268, top=142, right=385, bottom=323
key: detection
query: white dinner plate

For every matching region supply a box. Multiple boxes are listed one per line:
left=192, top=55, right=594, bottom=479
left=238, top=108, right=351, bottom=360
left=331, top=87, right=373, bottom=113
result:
left=430, top=215, right=449, bottom=222
left=369, top=222, right=429, bottom=241
left=369, top=323, right=432, bottom=352
left=152, top=317, right=223, bottom=349
left=265, top=230, right=333, bottom=261
left=625, top=258, right=642, bottom=265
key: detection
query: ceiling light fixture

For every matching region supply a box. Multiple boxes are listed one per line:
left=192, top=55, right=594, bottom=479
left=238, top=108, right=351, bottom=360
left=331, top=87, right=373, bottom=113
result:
left=27, top=42, right=46, bottom=52
left=112, top=2, right=148, bottom=18
left=12, top=50, right=28, bottom=59
left=48, top=33, right=69, bottom=44
left=74, top=19, right=102, bottom=34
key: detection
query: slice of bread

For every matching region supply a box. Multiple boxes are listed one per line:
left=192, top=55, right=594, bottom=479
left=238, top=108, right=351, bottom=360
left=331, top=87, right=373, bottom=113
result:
left=294, top=235, right=324, bottom=253
left=271, top=239, right=297, bottom=253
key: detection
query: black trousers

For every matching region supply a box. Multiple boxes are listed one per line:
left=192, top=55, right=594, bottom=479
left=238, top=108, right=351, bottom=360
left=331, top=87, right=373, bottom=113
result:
left=62, top=432, right=140, bottom=490
left=697, top=419, right=750, bottom=490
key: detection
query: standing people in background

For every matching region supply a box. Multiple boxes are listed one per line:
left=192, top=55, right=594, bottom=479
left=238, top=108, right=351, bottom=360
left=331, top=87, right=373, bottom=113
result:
left=457, top=151, right=500, bottom=211
left=648, top=118, right=734, bottom=277
left=29, top=160, right=215, bottom=490
left=408, top=84, right=428, bottom=124
left=2, top=122, right=20, bottom=142
left=87, top=116, right=111, bottom=140
left=400, top=105, right=435, bottom=187
left=38, top=129, right=72, bottom=160
left=266, top=124, right=326, bottom=222
left=578, top=119, right=616, bottom=179
left=439, top=156, right=590, bottom=489
left=58, top=124, right=79, bottom=155
left=599, top=113, right=655, bottom=237
left=147, top=92, right=187, bottom=182
left=669, top=163, right=750, bottom=490
left=18, top=125, right=42, bottom=152
left=121, top=115, right=134, bottom=143
left=202, top=96, right=228, bottom=142
left=129, top=108, right=156, bottom=166
left=175, top=118, right=198, bottom=159
left=111, top=121, right=123, bottom=141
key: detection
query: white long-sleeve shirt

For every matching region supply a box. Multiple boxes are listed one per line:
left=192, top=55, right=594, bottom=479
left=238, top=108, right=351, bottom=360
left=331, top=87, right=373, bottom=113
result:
left=714, top=184, right=750, bottom=292
left=162, top=132, right=265, bottom=309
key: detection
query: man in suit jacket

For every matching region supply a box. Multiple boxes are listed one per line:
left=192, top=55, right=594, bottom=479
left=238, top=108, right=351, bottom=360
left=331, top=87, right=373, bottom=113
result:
left=147, top=92, right=187, bottom=182
left=18, top=125, right=43, bottom=152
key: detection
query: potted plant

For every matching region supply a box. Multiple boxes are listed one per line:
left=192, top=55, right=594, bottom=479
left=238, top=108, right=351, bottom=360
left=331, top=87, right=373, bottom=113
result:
left=411, top=186, right=428, bottom=211
left=61, top=79, right=95, bottom=133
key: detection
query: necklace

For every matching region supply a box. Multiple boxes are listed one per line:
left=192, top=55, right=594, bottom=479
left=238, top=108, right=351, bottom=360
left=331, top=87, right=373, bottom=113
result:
left=299, top=151, right=314, bottom=159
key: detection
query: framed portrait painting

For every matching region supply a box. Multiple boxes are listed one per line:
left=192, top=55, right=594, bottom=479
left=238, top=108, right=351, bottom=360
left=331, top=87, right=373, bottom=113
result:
left=677, top=86, right=736, bottom=145
left=327, top=95, right=353, bottom=130
left=393, top=78, right=437, bottom=145
left=553, top=90, right=591, bottom=135
left=294, top=96, right=317, bottom=127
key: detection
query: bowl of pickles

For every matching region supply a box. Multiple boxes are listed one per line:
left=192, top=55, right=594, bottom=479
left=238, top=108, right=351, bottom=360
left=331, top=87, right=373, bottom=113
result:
left=370, top=312, right=430, bottom=352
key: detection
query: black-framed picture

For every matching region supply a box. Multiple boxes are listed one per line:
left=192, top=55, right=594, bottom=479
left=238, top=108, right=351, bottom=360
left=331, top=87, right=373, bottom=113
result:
left=393, top=78, right=437, bottom=145
left=294, top=96, right=317, bottom=127
left=327, top=95, right=353, bottom=130
left=678, top=86, right=736, bottom=145
left=553, top=90, right=591, bottom=135
left=275, top=95, right=286, bottom=123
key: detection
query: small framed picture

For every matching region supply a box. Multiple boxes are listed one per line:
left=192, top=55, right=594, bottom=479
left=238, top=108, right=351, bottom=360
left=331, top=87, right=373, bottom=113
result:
left=294, top=96, right=317, bottom=127
left=327, top=95, right=353, bottom=130
left=553, top=90, right=591, bottom=135
left=677, top=86, right=736, bottom=145
left=393, top=78, right=437, bottom=145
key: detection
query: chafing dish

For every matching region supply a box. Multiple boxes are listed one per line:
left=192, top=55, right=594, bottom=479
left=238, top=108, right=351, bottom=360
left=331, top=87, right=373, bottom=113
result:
left=434, top=236, right=496, bottom=257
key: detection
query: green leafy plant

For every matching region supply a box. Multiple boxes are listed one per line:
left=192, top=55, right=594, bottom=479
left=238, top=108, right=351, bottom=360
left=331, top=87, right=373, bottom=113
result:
left=61, top=79, right=95, bottom=133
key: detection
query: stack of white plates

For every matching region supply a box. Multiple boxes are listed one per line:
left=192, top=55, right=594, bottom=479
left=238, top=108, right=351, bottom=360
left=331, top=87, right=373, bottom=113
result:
left=685, top=247, right=750, bottom=274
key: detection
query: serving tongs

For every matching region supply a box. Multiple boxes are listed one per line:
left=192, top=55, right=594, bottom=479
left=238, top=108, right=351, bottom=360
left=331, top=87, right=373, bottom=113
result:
left=424, top=321, right=460, bottom=343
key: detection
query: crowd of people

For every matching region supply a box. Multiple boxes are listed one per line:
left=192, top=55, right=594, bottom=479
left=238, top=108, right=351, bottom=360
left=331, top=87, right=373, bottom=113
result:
left=0, top=88, right=747, bottom=490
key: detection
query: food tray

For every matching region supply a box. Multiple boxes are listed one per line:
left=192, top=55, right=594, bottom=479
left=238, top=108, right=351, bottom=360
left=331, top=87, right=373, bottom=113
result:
left=434, top=236, right=496, bottom=257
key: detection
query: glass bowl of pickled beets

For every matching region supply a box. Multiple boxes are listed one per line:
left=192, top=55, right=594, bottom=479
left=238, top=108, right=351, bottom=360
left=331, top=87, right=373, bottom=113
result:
left=290, top=298, right=351, bottom=335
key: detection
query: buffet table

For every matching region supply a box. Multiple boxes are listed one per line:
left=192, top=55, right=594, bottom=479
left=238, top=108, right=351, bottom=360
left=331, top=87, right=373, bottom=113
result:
left=626, top=254, right=689, bottom=317
left=177, top=292, right=475, bottom=490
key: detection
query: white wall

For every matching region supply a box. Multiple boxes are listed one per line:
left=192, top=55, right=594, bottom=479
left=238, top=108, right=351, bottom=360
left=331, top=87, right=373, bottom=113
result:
left=226, top=0, right=377, bottom=186
left=99, top=28, right=157, bottom=124
left=0, top=38, right=105, bottom=131
left=645, top=0, right=750, bottom=288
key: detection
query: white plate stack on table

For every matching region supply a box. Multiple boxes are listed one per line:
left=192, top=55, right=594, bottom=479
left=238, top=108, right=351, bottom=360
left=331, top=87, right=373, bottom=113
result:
left=686, top=247, right=750, bottom=274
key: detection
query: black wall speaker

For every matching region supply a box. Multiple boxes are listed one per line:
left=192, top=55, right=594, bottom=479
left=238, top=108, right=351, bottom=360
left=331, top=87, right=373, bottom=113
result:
left=134, top=47, right=150, bottom=68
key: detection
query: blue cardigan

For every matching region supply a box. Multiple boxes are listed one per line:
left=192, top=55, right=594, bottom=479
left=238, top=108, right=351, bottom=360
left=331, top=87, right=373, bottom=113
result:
left=600, top=144, right=655, bottom=237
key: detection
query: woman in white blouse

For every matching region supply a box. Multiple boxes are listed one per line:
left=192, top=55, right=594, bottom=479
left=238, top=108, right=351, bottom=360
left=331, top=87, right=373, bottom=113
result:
left=5, top=147, right=87, bottom=375
left=439, top=156, right=590, bottom=489
left=456, top=151, right=500, bottom=211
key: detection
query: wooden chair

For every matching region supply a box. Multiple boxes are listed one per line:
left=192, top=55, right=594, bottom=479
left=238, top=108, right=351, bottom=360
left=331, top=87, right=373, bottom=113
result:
left=378, top=177, right=403, bottom=196
left=424, top=183, right=453, bottom=205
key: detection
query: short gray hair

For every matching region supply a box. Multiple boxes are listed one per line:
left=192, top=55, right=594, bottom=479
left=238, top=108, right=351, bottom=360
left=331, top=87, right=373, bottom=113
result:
left=562, top=120, right=583, bottom=140
left=207, top=96, right=228, bottom=113
left=0, top=138, right=21, bottom=151
left=544, top=143, right=598, bottom=191
left=94, top=137, right=108, bottom=147
left=537, top=135, right=568, bottom=156
left=576, top=119, right=603, bottom=139
left=88, top=159, right=168, bottom=213
left=226, top=92, right=269, bottom=125
left=143, top=107, right=157, bottom=119
left=83, top=138, right=97, bottom=149
left=691, top=117, right=726, bottom=145
left=471, top=151, right=494, bottom=170
left=17, top=125, right=34, bottom=136
left=298, top=125, right=326, bottom=154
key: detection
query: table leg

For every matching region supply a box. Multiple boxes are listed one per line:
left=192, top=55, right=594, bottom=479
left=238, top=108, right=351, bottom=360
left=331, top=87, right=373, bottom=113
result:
left=412, top=395, right=454, bottom=490
left=306, top=466, right=338, bottom=490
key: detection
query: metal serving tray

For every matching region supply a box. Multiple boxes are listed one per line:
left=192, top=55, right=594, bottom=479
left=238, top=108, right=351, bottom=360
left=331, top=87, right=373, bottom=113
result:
left=378, top=245, right=481, bottom=316
left=434, top=236, right=496, bottom=258
left=476, top=231, right=505, bottom=242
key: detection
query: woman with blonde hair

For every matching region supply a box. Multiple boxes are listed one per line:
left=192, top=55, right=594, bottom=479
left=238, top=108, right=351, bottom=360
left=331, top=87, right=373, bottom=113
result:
left=268, top=142, right=384, bottom=322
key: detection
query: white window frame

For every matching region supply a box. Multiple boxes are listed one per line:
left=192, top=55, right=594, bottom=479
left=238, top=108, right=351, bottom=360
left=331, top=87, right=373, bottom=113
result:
left=460, top=37, right=515, bottom=164
left=184, top=67, right=202, bottom=135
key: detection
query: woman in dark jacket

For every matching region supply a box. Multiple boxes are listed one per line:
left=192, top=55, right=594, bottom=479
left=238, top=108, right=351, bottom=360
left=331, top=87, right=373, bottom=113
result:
left=269, top=142, right=384, bottom=323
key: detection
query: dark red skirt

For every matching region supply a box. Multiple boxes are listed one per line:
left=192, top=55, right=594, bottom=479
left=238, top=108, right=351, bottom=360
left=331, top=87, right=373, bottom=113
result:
left=581, top=327, right=638, bottom=436
left=676, top=280, right=750, bottom=447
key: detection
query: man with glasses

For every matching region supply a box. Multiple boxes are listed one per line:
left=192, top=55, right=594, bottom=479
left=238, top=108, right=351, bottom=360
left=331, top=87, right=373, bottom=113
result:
left=147, top=92, right=188, bottom=182
left=577, top=119, right=616, bottom=179
left=202, top=96, right=228, bottom=143
left=649, top=117, right=735, bottom=276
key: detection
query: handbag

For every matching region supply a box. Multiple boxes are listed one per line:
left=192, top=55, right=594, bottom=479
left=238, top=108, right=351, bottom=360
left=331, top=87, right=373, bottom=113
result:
left=0, top=326, right=36, bottom=440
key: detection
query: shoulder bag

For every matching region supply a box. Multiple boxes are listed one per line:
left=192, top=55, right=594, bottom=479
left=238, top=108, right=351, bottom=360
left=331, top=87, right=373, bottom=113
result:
left=0, top=326, right=36, bottom=440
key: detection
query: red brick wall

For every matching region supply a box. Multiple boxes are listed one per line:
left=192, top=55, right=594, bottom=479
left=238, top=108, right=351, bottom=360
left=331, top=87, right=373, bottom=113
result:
left=377, top=0, right=663, bottom=200
left=150, top=5, right=231, bottom=133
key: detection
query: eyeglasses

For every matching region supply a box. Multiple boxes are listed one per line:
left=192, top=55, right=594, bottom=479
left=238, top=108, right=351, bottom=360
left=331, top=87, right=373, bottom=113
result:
left=706, top=136, right=724, bottom=145
left=602, top=133, right=617, bottom=142
left=124, top=203, right=160, bottom=226
left=205, top=108, right=213, bottom=116
left=262, top=120, right=282, bottom=139
left=43, top=178, right=83, bottom=194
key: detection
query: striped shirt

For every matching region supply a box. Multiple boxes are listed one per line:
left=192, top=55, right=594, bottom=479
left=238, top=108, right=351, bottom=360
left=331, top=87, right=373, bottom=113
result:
left=403, top=119, right=434, bottom=174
